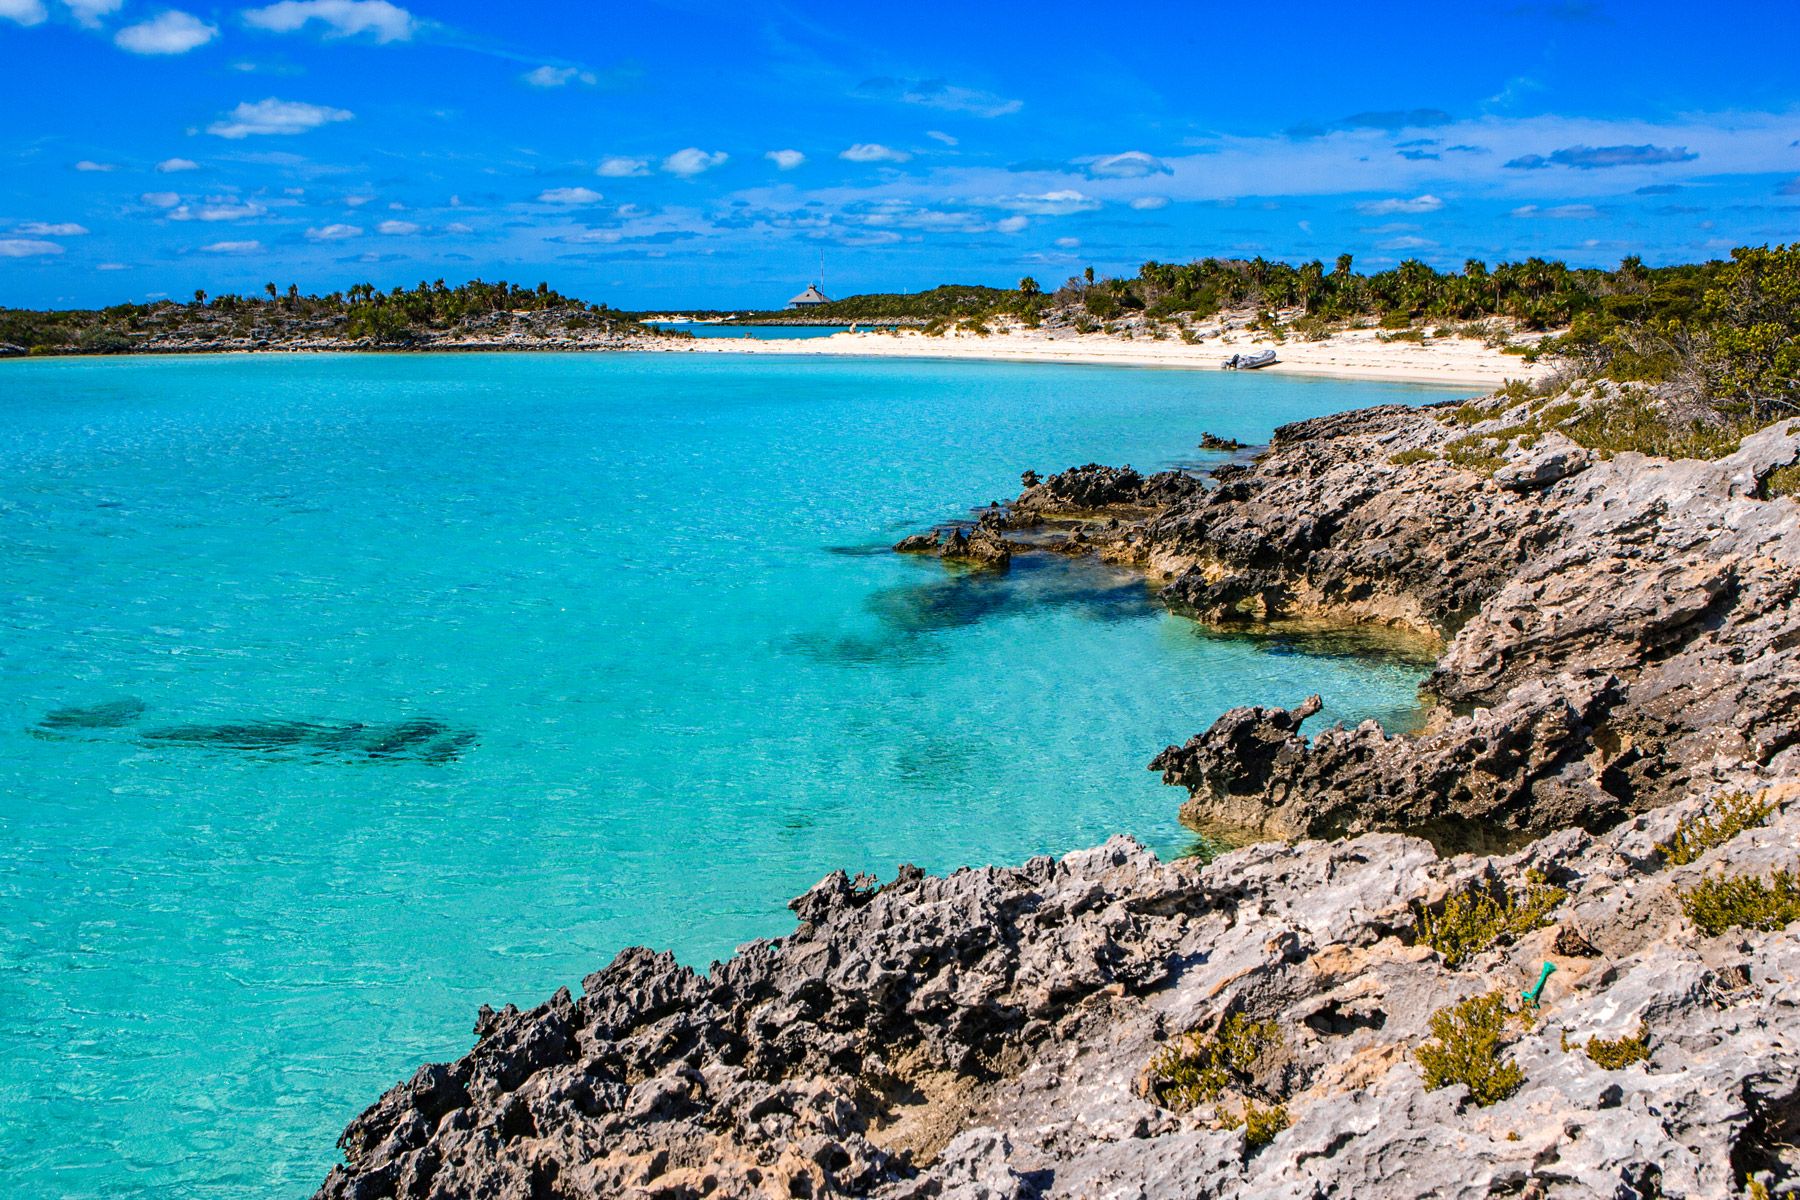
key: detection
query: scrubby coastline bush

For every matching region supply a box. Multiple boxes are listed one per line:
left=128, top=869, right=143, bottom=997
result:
left=1416, top=870, right=1567, bottom=968
left=1415, top=992, right=1527, bottom=1106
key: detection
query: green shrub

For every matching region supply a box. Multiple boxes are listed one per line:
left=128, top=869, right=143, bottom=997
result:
left=1658, top=792, right=1776, bottom=866
left=1417, top=870, right=1567, bottom=968
left=1447, top=399, right=1500, bottom=424
left=1219, top=1099, right=1290, bottom=1148
left=1680, top=868, right=1800, bottom=935
left=1148, top=1013, right=1281, bottom=1110
left=1415, top=992, right=1527, bottom=1106
left=1760, top=462, right=1800, bottom=499
left=1390, top=448, right=1438, bottom=466
left=1379, top=328, right=1427, bottom=343
left=1563, top=392, right=1757, bottom=460
left=1584, top=1023, right=1650, bottom=1069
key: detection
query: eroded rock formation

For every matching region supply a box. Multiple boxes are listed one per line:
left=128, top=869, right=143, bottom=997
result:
left=1132, top=405, right=1800, bottom=838
left=318, top=788, right=1800, bottom=1199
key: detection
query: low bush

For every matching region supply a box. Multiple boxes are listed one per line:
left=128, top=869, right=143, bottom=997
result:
left=1147, top=1013, right=1281, bottom=1110
left=1415, top=992, right=1527, bottom=1106
left=1219, top=1099, right=1290, bottom=1148
left=1417, top=870, right=1567, bottom=968
left=1658, top=792, right=1776, bottom=866
left=1760, top=461, right=1800, bottom=499
left=1680, top=868, right=1800, bottom=936
left=1563, top=391, right=1757, bottom=460
left=1584, top=1023, right=1650, bottom=1069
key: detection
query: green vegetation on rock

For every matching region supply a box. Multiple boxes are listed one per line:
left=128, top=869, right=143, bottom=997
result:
left=1147, top=1012, right=1281, bottom=1110
left=1658, top=792, right=1776, bottom=866
left=1583, top=1024, right=1650, bottom=1069
left=1416, top=870, right=1567, bottom=968
left=1415, top=992, right=1527, bottom=1106
left=1680, top=867, right=1800, bottom=936
left=1218, top=1099, right=1290, bottom=1148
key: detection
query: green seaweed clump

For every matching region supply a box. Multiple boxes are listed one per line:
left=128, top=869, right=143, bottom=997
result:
left=1584, top=1023, right=1650, bottom=1069
left=1218, top=1099, right=1290, bottom=1149
left=1417, top=869, right=1568, bottom=968
left=1147, top=1012, right=1282, bottom=1110
left=1680, top=867, right=1800, bottom=936
left=1415, top=992, right=1527, bottom=1106
left=1658, top=792, right=1776, bottom=866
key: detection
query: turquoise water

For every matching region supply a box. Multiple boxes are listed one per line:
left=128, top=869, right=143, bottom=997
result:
left=0, top=352, right=1447, bottom=1197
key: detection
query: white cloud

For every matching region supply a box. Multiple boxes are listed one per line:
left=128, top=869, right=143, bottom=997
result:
left=1130, top=195, right=1170, bottom=210
left=61, top=0, right=121, bottom=26
left=995, top=215, right=1027, bottom=233
left=168, top=198, right=268, bottom=221
left=209, top=98, right=353, bottom=138
left=1086, top=151, right=1170, bottom=178
left=0, top=0, right=47, bottom=25
left=377, top=219, right=418, bottom=234
left=243, top=0, right=415, bottom=42
left=537, top=186, right=603, bottom=204
left=1378, top=235, right=1438, bottom=251
left=988, top=189, right=1101, bottom=215
left=74, top=159, right=117, bottom=172
left=596, top=156, right=649, bottom=177
left=860, top=78, right=1021, bottom=119
left=765, top=149, right=805, bottom=170
left=0, top=238, right=62, bottom=256
left=1054, top=236, right=1080, bottom=248
left=662, top=148, right=727, bottom=177
left=156, top=157, right=200, bottom=172
left=115, top=10, right=218, bottom=54
left=1511, top=203, right=1601, bottom=219
left=840, top=143, right=911, bottom=164
left=522, top=64, right=595, bottom=88
left=17, top=221, right=88, bottom=235
left=141, top=191, right=182, bottom=207
left=305, top=223, right=360, bottom=240
left=97, top=261, right=130, bottom=270
left=926, top=130, right=958, bottom=146
left=444, top=221, right=473, bottom=234
left=1355, top=194, right=1444, bottom=215
left=199, top=239, right=263, bottom=254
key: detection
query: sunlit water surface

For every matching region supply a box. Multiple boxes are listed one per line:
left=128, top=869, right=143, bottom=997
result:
left=0, top=352, right=1457, bottom=1196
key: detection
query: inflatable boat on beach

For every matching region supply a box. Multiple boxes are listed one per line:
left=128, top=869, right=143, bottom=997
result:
left=1221, top=349, right=1278, bottom=370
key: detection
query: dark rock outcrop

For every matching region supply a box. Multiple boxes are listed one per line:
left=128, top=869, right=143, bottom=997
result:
left=1145, top=406, right=1800, bottom=837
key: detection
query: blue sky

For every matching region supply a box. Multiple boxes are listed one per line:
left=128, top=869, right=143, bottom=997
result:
left=2, top=0, right=1798, bottom=309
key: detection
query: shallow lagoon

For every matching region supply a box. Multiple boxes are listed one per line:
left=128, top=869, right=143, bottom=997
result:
left=0, top=352, right=1458, bottom=1196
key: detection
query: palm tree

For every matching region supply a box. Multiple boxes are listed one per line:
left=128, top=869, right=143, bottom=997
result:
left=193, top=289, right=208, bottom=307
left=1018, top=276, right=1040, bottom=297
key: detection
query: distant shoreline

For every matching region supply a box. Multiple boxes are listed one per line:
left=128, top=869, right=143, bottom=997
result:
left=4, top=327, right=1549, bottom=389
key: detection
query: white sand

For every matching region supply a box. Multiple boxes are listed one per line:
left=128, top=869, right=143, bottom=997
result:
left=668, top=325, right=1550, bottom=390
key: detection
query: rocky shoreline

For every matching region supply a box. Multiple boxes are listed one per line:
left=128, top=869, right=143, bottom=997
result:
left=317, top=396, right=1800, bottom=1199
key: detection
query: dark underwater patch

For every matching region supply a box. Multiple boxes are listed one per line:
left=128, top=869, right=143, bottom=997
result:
left=38, top=697, right=148, bottom=730
left=139, top=716, right=476, bottom=764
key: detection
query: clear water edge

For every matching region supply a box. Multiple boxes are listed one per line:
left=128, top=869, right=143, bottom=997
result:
left=0, top=351, right=1465, bottom=1197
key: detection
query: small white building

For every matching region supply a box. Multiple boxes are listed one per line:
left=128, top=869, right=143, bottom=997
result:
left=787, top=284, right=832, bottom=309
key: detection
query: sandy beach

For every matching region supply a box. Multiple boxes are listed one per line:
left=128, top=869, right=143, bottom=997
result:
left=675, top=324, right=1550, bottom=389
